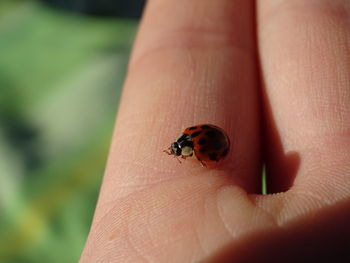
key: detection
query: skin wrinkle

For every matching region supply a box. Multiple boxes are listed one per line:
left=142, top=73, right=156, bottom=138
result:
left=89, top=205, right=130, bottom=261
left=218, top=186, right=245, bottom=237
left=110, top=201, right=148, bottom=262
left=128, top=199, right=163, bottom=263
left=324, top=175, right=350, bottom=201
left=215, top=186, right=276, bottom=242
left=274, top=189, right=332, bottom=224
left=120, top=183, right=214, bottom=261
left=199, top=194, right=221, bottom=255
left=190, top=222, right=208, bottom=260
left=301, top=142, right=350, bottom=171
left=260, top=1, right=350, bottom=131
left=114, top=111, right=175, bottom=139
left=126, top=222, right=151, bottom=263
left=261, top=0, right=350, bottom=27
left=191, top=57, right=211, bottom=122
left=130, top=0, right=254, bottom=68
left=216, top=190, right=238, bottom=239
left=127, top=47, right=252, bottom=116
left=251, top=197, right=279, bottom=228
left=302, top=170, right=350, bottom=202
left=266, top=195, right=294, bottom=225
left=126, top=185, right=207, bottom=261
left=254, top=192, right=290, bottom=227
left=95, top=167, right=194, bottom=224
left=114, top=109, right=162, bottom=125
left=121, top=72, right=178, bottom=112
left=128, top=52, right=238, bottom=125
left=98, top=170, right=203, bottom=210
left=130, top=25, right=251, bottom=73
left=292, top=189, right=329, bottom=208
left=309, top=48, right=350, bottom=133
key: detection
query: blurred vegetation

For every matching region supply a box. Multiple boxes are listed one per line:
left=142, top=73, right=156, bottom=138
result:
left=0, top=0, right=137, bottom=262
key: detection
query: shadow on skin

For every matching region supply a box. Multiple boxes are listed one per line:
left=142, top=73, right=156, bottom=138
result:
left=204, top=198, right=350, bottom=263
left=266, top=150, right=300, bottom=193
left=260, top=79, right=301, bottom=193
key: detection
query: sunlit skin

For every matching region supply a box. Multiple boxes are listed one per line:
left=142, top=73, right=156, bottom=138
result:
left=80, top=0, right=350, bottom=262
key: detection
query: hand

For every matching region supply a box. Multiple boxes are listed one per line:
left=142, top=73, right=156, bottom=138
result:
left=80, top=0, right=350, bottom=262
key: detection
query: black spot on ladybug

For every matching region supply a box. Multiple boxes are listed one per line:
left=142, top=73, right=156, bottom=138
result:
left=209, top=152, right=218, bottom=161
left=213, top=140, right=222, bottom=150
left=188, top=126, right=197, bottom=130
left=198, top=138, right=206, bottom=145
left=201, top=125, right=211, bottom=129
left=199, top=147, right=207, bottom=153
left=221, top=148, right=228, bottom=157
left=191, top=131, right=202, bottom=138
left=206, top=130, right=216, bottom=138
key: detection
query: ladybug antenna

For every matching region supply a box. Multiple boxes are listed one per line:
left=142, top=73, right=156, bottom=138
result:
left=163, top=148, right=182, bottom=164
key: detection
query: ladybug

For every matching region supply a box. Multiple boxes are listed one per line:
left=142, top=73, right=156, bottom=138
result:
left=165, top=124, right=230, bottom=166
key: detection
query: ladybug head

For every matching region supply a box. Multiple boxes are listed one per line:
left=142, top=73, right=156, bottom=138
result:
left=170, top=134, right=194, bottom=157
left=170, top=142, right=182, bottom=156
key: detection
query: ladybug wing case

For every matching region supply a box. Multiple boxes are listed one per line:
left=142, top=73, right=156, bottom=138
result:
left=185, top=124, right=230, bottom=162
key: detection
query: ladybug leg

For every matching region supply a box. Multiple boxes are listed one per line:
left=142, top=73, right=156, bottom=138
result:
left=163, top=149, right=182, bottom=163
left=199, top=160, right=206, bottom=167
left=194, top=155, right=206, bottom=167
left=180, top=155, right=189, bottom=163
left=163, top=150, right=171, bottom=155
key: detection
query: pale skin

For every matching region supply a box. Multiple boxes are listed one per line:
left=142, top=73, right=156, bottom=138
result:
left=80, top=0, right=350, bottom=262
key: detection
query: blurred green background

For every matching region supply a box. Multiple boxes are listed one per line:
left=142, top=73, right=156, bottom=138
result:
left=0, top=0, right=141, bottom=262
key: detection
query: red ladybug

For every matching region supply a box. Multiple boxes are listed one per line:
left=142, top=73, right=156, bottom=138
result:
left=165, top=124, right=230, bottom=166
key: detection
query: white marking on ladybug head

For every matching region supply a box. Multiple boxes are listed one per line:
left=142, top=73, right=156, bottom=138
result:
left=181, top=146, right=193, bottom=156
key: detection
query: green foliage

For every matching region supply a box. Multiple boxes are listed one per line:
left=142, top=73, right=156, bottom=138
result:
left=0, top=1, right=137, bottom=262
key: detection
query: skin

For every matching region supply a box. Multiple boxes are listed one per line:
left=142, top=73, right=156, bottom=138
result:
left=80, top=0, right=350, bottom=262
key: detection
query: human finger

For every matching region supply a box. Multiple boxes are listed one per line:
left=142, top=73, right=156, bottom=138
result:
left=258, top=0, right=350, bottom=201
left=81, top=0, right=262, bottom=262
